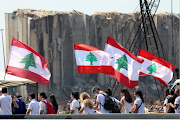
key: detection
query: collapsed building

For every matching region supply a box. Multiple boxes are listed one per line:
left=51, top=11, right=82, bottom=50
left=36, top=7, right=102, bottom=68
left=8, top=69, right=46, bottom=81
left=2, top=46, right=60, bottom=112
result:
left=5, top=9, right=180, bottom=104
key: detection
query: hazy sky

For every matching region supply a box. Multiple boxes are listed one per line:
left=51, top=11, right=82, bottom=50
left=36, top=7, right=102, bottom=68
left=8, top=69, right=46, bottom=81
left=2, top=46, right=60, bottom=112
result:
left=0, top=0, right=180, bottom=72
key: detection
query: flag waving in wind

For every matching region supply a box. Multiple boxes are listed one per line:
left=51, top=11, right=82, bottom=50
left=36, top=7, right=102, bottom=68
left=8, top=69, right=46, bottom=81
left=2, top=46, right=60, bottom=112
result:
left=74, top=43, right=113, bottom=74
left=138, top=49, right=175, bottom=86
left=6, top=38, right=51, bottom=85
left=105, top=36, right=144, bottom=88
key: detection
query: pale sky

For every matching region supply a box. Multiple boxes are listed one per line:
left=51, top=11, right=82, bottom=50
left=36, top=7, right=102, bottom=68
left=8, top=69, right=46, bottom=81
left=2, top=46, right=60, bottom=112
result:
left=0, top=0, right=180, bottom=72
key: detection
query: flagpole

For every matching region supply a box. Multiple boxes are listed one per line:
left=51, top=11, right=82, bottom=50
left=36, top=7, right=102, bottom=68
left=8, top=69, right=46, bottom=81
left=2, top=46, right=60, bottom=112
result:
left=0, top=29, right=6, bottom=86
left=36, top=83, right=38, bottom=101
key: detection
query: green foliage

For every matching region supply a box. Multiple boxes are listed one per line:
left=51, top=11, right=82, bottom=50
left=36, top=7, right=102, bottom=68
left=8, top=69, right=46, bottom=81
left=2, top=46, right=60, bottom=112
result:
left=147, top=63, right=157, bottom=74
left=115, top=54, right=128, bottom=71
left=19, top=53, right=37, bottom=70
left=85, top=52, right=97, bottom=65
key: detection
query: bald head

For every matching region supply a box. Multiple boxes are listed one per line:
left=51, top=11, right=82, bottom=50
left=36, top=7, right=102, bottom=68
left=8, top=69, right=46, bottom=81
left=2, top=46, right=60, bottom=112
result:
left=175, top=89, right=179, bottom=96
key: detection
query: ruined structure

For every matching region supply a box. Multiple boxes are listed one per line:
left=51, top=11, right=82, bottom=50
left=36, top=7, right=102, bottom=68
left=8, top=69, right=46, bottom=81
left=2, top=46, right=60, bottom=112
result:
left=5, top=9, right=180, bottom=104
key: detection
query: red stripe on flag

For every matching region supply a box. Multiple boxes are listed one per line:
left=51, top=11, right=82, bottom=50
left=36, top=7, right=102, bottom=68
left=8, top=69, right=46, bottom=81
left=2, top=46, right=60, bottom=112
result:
left=74, top=43, right=104, bottom=51
left=11, top=38, right=49, bottom=70
left=6, top=66, right=49, bottom=85
left=139, top=72, right=167, bottom=86
left=77, top=66, right=113, bottom=74
left=138, top=49, right=175, bottom=71
left=105, top=68, right=139, bottom=89
left=106, top=36, right=144, bottom=63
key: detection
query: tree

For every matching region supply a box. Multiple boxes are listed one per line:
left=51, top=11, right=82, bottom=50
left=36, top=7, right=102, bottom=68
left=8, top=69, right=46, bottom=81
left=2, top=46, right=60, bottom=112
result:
left=19, top=53, right=37, bottom=70
left=85, top=52, right=97, bottom=65
left=115, top=54, right=128, bottom=71
left=147, top=63, right=157, bottom=74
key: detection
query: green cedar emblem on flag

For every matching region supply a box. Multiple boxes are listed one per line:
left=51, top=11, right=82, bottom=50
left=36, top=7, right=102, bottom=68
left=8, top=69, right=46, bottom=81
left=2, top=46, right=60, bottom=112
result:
left=85, top=52, right=97, bottom=65
left=115, top=54, right=128, bottom=71
left=19, top=53, right=37, bottom=70
left=147, top=63, right=157, bottom=74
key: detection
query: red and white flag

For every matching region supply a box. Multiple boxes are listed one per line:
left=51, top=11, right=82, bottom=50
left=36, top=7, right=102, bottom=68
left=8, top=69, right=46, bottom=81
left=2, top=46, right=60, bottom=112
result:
left=74, top=43, right=113, bottom=74
left=105, top=36, right=144, bottom=88
left=137, top=49, right=175, bottom=86
left=6, top=38, right=51, bottom=85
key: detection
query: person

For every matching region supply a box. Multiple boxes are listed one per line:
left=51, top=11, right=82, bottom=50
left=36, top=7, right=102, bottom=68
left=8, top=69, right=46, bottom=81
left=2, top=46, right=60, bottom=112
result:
left=169, top=89, right=180, bottom=113
left=120, top=88, right=132, bottom=113
left=26, top=93, right=40, bottom=114
left=49, top=94, right=58, bottom=114
left=163, top=88, right=171, bottom=113
left=38, top=92, right=48, bottom=114
left=10, top=95, right=19, bottom=114
left=79, top=92, right=94, bottom=114
left=166, top=89, right=176, bottom=113
left=70, top=91, right=80, bottom=114
left=93, top=86, right=109, bottom=113
left=14, top=95, right=26, bottom=114
left=105, top=88, right=120, bottom=113
left=132, top=90, right=145, bottom=113
left=0, top=87, right=12, bottom=115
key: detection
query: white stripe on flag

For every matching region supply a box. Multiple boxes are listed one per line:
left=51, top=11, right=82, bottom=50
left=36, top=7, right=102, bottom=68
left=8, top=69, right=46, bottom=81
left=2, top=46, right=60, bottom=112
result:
left=75, top=50, right=112, bottom=66
left=105, top=44, right=142, bottom=81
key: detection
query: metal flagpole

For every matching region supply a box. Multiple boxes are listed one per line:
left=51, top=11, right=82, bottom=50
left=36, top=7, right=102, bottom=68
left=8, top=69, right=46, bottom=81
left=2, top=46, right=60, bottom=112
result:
left=0, top=29, right=6, bottom=86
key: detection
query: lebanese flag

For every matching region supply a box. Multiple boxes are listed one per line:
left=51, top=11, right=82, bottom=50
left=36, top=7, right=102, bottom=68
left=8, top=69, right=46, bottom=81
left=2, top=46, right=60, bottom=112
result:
left=137, top=49, right=175, bottom=86
left=74, top=43, right=113, bottom=74
left=105, top=36, right=144, bottom=88
left=6, top=38, right=51, bottom=85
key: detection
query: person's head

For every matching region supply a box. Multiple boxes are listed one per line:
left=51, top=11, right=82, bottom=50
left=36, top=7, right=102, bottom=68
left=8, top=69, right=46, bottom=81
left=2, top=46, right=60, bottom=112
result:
left=29, top=93, right=35, bottom=100
left=164, top=88, right=169, bottom=96
left=71, top=91, right=79, bottom=100
left=92, top=86, right=100, bottom=94
left=134, top=90, right=144, bottom=103
left=105, top=88, right=112, bottom=96
left=49, top=94, right=58, bottom=108
left=170, top=89, right=174, bottom=96
left=121, top=88, right=132, bottom=103
left=80, top=92, right=93, bottom=109
left=2, top=87, right=7, bottom=94
left=17, top=95, right=22, bottom=101
left=38, top=92, right=47, bottom=101
left=175, top=89, right=179, bottom=96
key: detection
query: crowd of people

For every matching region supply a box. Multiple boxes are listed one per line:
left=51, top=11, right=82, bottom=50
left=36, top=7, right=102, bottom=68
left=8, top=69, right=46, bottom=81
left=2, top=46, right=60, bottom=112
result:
left=0, top=86, right=179, bottom=115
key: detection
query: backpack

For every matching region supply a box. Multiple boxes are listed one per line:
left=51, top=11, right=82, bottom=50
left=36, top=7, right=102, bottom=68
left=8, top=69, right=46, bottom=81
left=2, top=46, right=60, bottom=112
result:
left=41, top=100, right=56, bottom=114
left=101, top=94, right=120, bottom=113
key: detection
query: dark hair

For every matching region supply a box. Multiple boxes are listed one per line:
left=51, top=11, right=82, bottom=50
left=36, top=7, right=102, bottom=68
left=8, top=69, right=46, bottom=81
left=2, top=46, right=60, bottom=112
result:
left=170, top=90, right=174, bottom=95
left=135, top=90, right=144, bottom=103
left=17, top=95, right=22, bottom=98
left=164, top=88, right=169, bottom=94
left=49, top=94, right=58, bottom=113
left=105, top=88, right=112, bottom=96
left=29, top=93, right=35, bottom=99
left=2, top=87, right=7, bottom=93
left=39, top=92, right=47, bottom=99
left=93, top=86, right=100, bottom=92
left=121, top=89, right=132, bottom=103
left=71, top=91, right=79, bottom=100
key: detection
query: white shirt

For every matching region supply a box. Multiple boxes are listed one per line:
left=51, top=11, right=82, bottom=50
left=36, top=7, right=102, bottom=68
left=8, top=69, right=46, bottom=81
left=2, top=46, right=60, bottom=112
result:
left=174, top=96, right=180, bottom=113
left=39, top=99, right=47, bottom=114
left=121, top=96, right=132, bottom=112
left=70, top=99, right=79, bottom=114
left=81, top=103, right=93, bottom=114
left=0, top=94, right=12, bottom=115
left=134, top=97, right=144, bottom=113
left=96, top=93, right=109, bottom=113
left=163, top=95, right=171, bottom=113
left=28, top=99, right=40, bottom=114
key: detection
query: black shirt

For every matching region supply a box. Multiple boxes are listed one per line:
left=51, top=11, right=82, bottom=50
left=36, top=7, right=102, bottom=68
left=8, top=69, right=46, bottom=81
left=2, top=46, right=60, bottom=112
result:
left=167, top=96, right=176, bottom=113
